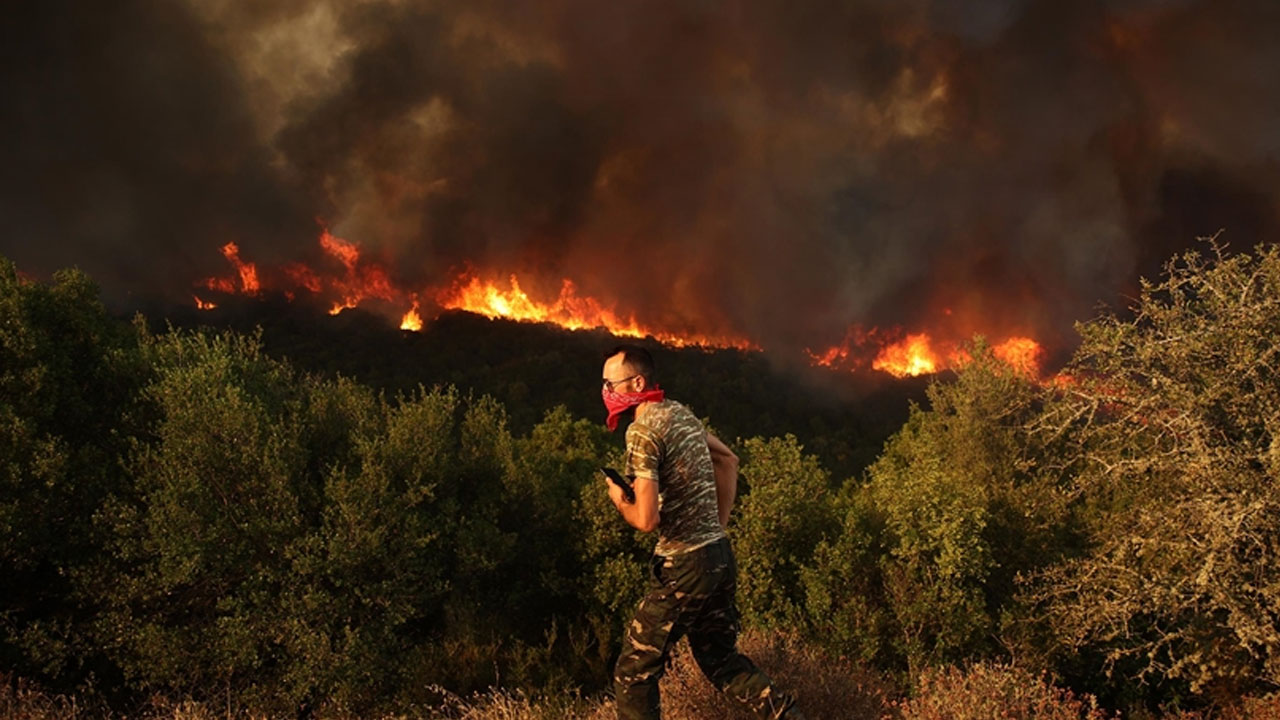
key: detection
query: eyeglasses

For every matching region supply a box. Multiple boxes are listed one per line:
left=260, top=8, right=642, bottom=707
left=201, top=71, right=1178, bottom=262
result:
left=602, top=374, right=639, bottom=392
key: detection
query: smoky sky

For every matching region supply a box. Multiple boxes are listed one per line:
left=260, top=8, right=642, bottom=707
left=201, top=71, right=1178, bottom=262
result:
left=3, top=0, right=1278, bottom=355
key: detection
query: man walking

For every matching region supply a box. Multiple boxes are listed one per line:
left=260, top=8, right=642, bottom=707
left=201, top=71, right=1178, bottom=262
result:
left=600, top=344, right=805, bottom=720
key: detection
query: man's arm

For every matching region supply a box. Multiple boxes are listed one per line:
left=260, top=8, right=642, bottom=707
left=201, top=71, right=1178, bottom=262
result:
left=707, top=432, right=738, bottom=528
left=607, top=475, right=659, bottom=532
left=611, top=425, right=661, bottom=532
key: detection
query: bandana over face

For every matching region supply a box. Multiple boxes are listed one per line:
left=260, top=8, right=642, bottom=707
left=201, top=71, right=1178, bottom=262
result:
left=602, top=384, right=665, bottom=431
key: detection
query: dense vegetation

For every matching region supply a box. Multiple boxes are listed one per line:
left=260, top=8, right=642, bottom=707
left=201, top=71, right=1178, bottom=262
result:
left=3, top=240, right=1280, bottom=717
left=151, top=294, right=921, bottom=482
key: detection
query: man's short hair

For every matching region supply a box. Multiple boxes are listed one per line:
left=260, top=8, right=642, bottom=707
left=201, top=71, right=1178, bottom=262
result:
left=606, top=344, right=656, bottom=381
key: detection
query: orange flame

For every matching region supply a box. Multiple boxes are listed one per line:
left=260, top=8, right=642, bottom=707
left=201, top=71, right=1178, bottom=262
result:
left=283, top=263, right=323, bottom=293
left=807, top=345, right=850, bottom=368
left=400, top=299, right=423, bottom=331
left=320, top=230, right=360, bottom=270
left=992, top=337, right=1043, bottom=377
left=189, top=233, right=1051, bottom=379
left=437, top=273, right=757, bottom=350
left=319, top=230, right=396, bottom=313
left=199, top=242, right=259, bottom=294
left=811, top=329, right=1045, bottom=379
left=872, top=333, right=942, bottom=377
left=196, top=229, right=418, bottom=322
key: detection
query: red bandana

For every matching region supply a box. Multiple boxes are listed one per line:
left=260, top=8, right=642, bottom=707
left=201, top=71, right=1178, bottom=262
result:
left=602, top=385, right=665, bottom=431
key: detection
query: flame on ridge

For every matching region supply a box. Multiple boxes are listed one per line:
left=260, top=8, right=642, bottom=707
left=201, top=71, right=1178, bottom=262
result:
left=193, top=232, right=1045, bottom=378
left=808, top=329, right=1045, bottom=379
left=437, top=273, right=758, bottom=350
left=400, top=297, right=423, bottom=331
left=992, top=337, right=1044, bottom=377
left=872, top=333, right=949, bottom=377
left=318, top=230, right=396, bottom=314
left=201, top=242, right=259, bottom=295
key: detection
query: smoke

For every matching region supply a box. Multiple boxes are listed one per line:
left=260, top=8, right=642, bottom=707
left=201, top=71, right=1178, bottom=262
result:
left=3, top=0, right=1278, bottom=356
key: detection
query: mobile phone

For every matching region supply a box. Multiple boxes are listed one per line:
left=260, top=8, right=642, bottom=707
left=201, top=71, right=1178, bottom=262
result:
left=601, top=467, right=636, bottom=504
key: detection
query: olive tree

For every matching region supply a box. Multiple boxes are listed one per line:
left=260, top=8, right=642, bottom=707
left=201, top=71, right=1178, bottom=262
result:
left=1029, top=239, right=1280, bottom=700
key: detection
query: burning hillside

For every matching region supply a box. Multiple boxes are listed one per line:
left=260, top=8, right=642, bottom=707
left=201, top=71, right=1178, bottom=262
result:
left=195, top=229, right=1044, bottom=378
left=6, top=0, right=1279, bottom=385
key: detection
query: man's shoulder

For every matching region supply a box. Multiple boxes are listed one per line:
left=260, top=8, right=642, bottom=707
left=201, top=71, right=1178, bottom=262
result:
left=635, top=399, right=696, bottom=429
left=658, top=399, right=704, bottom=430
left=625, top=416, right=662, bottom=445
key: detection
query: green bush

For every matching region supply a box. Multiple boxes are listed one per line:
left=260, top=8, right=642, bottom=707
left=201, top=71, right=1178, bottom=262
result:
left=0, top=260, right=146, bottom=683
left=10, top=241, right=1280, bottom=715
left=802, top=343, right=1073, bottom=675
left=733, top=435, right=838, bottom=630
left=94, top=328, right=319, bottom=706
left=1029, top=241, right=1280, bottom=702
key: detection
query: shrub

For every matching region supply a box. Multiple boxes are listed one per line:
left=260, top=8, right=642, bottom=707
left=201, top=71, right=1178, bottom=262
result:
left=804, top=344, right=1068, bottom=675
left=93, top=328, right=322, bottom=707
left=0, top=261, right=146, bottom=683
left=897, top=662, right=1110, bottom=720
left=1029, top=241, right=1280, bottom=700
left=734, top=435, right=839, bottom=630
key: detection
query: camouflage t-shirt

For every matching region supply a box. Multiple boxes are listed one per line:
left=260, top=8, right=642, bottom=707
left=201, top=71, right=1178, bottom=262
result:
left=623, top=399, right=727, bottom=556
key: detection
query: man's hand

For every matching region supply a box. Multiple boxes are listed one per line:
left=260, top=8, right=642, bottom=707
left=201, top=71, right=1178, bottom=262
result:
left=707, top=432, right=738, bottom=529
left=605, top=472, right=628, bottom=506
left=605, top=472, right=659, bottom=533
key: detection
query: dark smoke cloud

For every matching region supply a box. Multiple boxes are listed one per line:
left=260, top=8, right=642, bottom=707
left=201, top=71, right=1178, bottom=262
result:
left=3, top=0, right=1278, bottom=358
left=0, top=0, right=317, bottom=300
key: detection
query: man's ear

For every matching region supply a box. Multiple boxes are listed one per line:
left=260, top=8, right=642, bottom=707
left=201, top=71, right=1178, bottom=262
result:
left=633, top=375, right=648, bottom=392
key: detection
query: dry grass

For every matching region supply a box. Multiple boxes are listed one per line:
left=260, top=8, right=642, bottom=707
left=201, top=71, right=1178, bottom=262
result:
left=644, top=629, right=892, bottom=720
left=7, top=644, right=1280, bottom=720
left=1, top=632, right=887, bottom=720
left=894, top=663, right=1111, bottom=720
left=422, top=629, right=891, bottom=720
left=1, top=674, right=85, bottom=720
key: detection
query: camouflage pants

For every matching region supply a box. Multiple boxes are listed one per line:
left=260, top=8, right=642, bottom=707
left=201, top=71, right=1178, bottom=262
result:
left=614, top=537, right=797, bottom=720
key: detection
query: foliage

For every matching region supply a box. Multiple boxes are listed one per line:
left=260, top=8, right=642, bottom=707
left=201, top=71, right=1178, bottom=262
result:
left=0, top=259, right=146, bottom=683
left=72, top=321, right=622, bottom=711
left=802, top=344, right=1073, bottom=675
left=1028, top=241, right=1280, bottom=701
left=897, top=662, right=1111, bottom=720
left=733, top=435, right=838, bottom=630
left=8, top=240, right=1280, bottom=715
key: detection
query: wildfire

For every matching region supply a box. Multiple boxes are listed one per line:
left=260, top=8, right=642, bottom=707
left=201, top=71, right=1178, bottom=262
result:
left=992, top=337, right=1044, bottom=376
left=318, top=230, right=396, bottom=314
left=400, top=300, right=423, bottom=331
left=191, top=231, right=1048, bottom=380
left=201, top=242, right=259, bottom=294
left=872, top=334, right=945, bottom=377
left=437, top=273, right=758, bottom=350
left=811, top=329, right=1045, bottom=379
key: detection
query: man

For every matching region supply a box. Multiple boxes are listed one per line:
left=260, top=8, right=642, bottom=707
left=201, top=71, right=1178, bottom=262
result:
left=600, top=344, right=805, bottom=720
